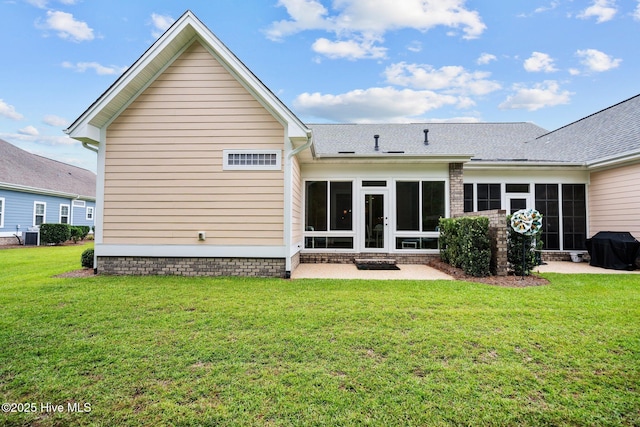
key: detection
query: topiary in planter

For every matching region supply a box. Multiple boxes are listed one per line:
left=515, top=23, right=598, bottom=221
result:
left=81, top=248, right=94, bottom=269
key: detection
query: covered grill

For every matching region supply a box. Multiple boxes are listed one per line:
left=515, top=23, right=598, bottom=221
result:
left=585, top=231, right=640, bottom=270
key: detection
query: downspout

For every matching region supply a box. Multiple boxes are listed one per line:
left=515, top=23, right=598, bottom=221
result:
left=288, top=129, right=313, bottom=159
left=82, top=141, right=99, bottom=153
left=284, top=129, right=312, bottom=278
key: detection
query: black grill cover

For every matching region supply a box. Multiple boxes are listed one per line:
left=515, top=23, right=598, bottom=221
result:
left=585, top=231, right=640, bottom=270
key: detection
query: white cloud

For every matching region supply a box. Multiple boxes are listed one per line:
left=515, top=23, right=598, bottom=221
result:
left=18, top=125, right=39, bottom=136
left=266, top=0, right=486, bottom=59
left=407, top=41, right=422, bottom=53
left=575, top=48, right=621, bottom=72
left=499, top=81, right=572, bottom=111
left=43, top=114, right=69, bottom=127
left=577, top=0, right=617, bottom=23
left=40, top=10, right=94, bottom=42
left=0, top=99, right=24, bottom=120
left=293, top=86, right=461, bottom=123
left=0, top=132, right=78, bottom=146
left=62, top=61, right=127, bottom=75
left=476, top=53, right=496, bottom=65
left=150, top=13, right=175, bottom=38
left=384, top=62, right=501, bottom=96
left=312, top=36, right=386, bottom=60
left=523, top=52, right=558, bottom=73
left=634, top=1, right=640, bottom=20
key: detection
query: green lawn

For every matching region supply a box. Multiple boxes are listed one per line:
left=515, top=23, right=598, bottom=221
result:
left=1, top=244, right=639, bottom=426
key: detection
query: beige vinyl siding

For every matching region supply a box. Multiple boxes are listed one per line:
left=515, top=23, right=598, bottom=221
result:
left=103, top=41, right=285, bottom=245
left=291, top=155, right=303, bottom=245
left=589, top=163, right=640, bottom=239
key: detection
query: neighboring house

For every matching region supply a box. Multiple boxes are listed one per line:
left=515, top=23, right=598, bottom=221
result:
left=66, top=11, right=640, bottom=277
left=0, top=139, right=96, bottom=245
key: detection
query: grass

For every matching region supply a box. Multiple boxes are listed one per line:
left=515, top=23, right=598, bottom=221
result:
left=0, top=244, right=639, bottom=426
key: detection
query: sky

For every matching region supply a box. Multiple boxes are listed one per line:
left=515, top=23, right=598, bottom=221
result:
left=1, top=0, right=640, bottom=174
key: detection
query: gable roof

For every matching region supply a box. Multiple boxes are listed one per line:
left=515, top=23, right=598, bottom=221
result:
left=524, top=93, right=640, bottom=168
left=308, top=122, right=548, bottom=162
left=66, top=10, right=310, bottom=144
left=0, top=139, right=96, bottom=198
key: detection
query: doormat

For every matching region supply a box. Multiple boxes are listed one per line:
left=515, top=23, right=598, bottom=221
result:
left=355, top=263, right=400, bottom=270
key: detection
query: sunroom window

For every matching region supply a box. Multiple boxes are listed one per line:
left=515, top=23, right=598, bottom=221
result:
left=304, top=181, right=354, bottom=249
left=395, top=181, right=444, bottom=250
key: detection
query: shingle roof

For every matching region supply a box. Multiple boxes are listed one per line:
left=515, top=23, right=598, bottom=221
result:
left=524, top=93, right=640, bottom=163
left=308, top=122, right=549, bottom=160
left=0, top=139, right=96, bottom=198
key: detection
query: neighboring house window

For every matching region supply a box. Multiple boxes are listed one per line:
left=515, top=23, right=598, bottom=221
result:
left=562, top=184, right=587, bottom=250
left=86, top=206, right=94, bottom=221
left=0, top=198, right=4, bottom=228
left=476, top=184, right=501, bottom=211
left=223, top=150, right=281, bottom=170
left=535, top=184, right=560, bottom=250
left=60, top=204, right=70, bottom=224
left=304, top=181, right=354, bottom=249
left=34, top=202, right=46, bottom=226
left=73, top=200, right=86, bottom=208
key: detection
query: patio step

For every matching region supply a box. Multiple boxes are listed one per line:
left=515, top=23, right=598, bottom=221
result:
left=354, top=258, right=397, bottom=266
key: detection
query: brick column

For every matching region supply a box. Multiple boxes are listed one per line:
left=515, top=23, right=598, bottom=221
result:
left=449, top=163, right=464, bottom=217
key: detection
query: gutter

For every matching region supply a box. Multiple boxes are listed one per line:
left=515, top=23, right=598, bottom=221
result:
left=0, top=182, right=95, bottom=201
left=288, top=129, right=313, bottom=159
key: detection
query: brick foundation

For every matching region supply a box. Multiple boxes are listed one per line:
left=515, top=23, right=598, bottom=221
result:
left=98, top=256, right=287, bottom=278
left=300, top=252, right=439, bottom=265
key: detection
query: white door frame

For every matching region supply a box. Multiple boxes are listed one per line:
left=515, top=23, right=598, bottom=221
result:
left=360, top=189, right=389, bottom=253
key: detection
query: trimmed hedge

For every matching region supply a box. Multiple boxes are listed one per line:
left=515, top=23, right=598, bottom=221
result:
left=39, top=224, right=92, bottom=245
left=439, top=216, right=491, bottom=277
left=39, top=223, right=71, bottom=245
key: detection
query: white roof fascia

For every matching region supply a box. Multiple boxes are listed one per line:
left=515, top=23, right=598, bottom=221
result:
left=585, top=150, right=640, bottom=171
left=312, top=154, right=473, bottom=162
left=464, top=161, right=587, bottom=171
left=0, top=182, right=95, bottom=201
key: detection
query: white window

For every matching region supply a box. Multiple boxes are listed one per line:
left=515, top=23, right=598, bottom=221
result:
left=86, top=206, right=94, bottom=221
left=60, top=204, right=70, bottom=224
left=73, top=200, right=86, bottom=208
left=34, top=202, right=46, bottom=226
left=223, top=150, right=281, bottom=170
left=0, top=198, right=4, bottom=228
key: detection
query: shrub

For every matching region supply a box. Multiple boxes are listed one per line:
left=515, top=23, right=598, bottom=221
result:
left=439, top=216, right=491, bottom=277
left=77, top=226, right=91, bottom=240
left=69, top=226, right=83, bottom=243
left=458, top=217, right=491, bottom=277
left=39, top=223, right=71, bottom=245
left=507, top=214, right=544, bottom=276
left=438, top=218, right=460, bottom=267
left=81, top=248, right=94, bottom=269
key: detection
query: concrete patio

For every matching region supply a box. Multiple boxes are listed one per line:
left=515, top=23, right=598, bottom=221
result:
left=291, top=261, right=640, bottom=280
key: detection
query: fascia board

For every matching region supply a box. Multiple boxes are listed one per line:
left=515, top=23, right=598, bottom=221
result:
left=0, top=182, right=96, bottom=201
left=464, top=161, right=587, bottom=171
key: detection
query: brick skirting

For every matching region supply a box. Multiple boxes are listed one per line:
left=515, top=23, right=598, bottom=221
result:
left=300, top=252, right=439, bottom=265
left=98, top=256, right=287, bottom=278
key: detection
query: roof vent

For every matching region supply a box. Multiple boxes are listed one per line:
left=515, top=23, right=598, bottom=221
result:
left=374, top=134, right=380, bottom=151
left=423, top=129, right=429, bottom=145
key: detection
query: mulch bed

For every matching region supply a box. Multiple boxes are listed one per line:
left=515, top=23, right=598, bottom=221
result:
left=427, top=258, right=549, bottom=287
